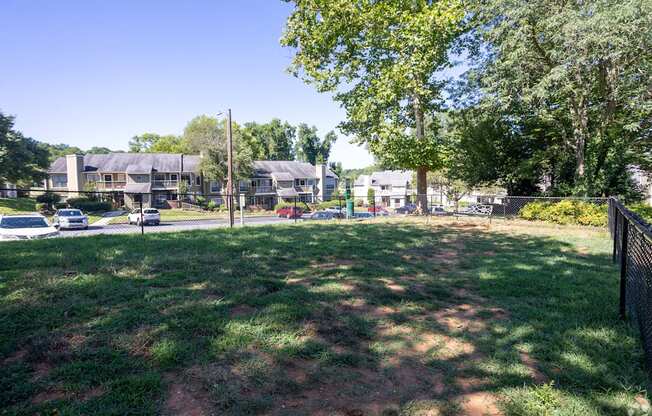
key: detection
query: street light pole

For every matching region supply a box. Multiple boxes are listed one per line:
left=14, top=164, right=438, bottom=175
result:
left=226, top=109, right=234, bottom=228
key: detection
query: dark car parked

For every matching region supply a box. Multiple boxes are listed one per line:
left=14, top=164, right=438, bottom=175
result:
left=395, top=203, right=417, bottom=214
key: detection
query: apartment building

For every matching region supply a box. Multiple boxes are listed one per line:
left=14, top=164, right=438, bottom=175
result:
left=354, top=170, right=413, bottom=208
left=46, top=153, right=338, bottom=209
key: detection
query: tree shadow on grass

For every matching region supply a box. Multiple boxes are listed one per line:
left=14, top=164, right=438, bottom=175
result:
left=0, top=221, right=647, bottom=415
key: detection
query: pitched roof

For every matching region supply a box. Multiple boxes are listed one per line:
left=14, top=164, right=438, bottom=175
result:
left=48, top=153, right=201, bottom=174
left=48, top=154, right=338, bottom=180
left=355, top=171, right=413, bottom=187
left=252, top=161, right=338, bottom=179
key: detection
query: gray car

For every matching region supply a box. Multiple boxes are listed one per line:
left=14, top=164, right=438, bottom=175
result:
left=53, top=209, right=89, bottom=230
left=303, top=211, right=335, bottom=220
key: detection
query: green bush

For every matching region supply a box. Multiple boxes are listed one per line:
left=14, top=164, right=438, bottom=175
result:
left=316, top=199, right=342, bottom=210
left=54, top=202, right=68, bottom=209
left=629, top=203, right=652, bottom=223
left=34, top=203, right=48, bottom=212
left=35, top=192, right=61, bottom=209
left=518, top=200, right=607, bottom=227
left=207, top=200, right=218, bottom=211
left=66, top=197, right=112, bottom=212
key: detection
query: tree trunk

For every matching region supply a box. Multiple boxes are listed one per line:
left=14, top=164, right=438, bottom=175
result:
left=413, top=98, right=428, bottom=214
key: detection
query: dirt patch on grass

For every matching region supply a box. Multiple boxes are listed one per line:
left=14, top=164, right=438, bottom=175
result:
left=163, top=371, right=211, bottom=416
left=32, top=387, right=69, bottom=404
left=230, top=305, right=256, bottom=318
left=3, top=348, right=28, bottom=364
left=81, top=385, right=106, bottom=401
left=313, top=258, right=356, bottom=270
left=458, top=391, right=502, bottom=416
left=519, top=351, right=547, bottom=384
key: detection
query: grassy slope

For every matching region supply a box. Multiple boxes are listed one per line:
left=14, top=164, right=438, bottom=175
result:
left=0, top=219, right=646, bottom=415
left=0, top=198, right=37, bottom=214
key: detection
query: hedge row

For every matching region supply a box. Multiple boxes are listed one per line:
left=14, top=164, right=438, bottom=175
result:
left=65, top=197, right=113, bottom=212
left=518, top=200, right=608, bottom=227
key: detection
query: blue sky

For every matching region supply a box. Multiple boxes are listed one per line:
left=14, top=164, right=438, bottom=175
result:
left=0, top=0, right=376, bottom=168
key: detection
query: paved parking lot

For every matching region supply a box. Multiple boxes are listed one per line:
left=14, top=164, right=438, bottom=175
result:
left=59, top=215, right=292, bottom=237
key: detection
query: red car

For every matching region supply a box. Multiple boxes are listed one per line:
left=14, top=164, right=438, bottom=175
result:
left=276, top=206, right=304, bottom=219
left=368, top=206, right=389, bottom=215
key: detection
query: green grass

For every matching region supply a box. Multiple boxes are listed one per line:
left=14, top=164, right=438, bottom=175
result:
left=1, top=197, right=104, bottom=224
left=0, top=219, right=647, bottom=415
left=0, top=197, right=37, bottom=214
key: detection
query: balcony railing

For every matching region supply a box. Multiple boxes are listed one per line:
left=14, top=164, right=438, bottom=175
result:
left=94, top=181, right=127, bottom=190
left=253, top=186, right=274, bottom=194
left=152, top=180, right=179, bottom=188
left=295, top=185, right=315, bottom=193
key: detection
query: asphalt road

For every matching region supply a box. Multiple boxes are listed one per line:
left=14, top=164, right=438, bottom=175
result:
left=59, top=215, right=293, bottom=237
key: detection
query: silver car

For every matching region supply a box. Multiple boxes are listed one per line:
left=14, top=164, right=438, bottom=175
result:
left=53, top=208, right=89, bottom=230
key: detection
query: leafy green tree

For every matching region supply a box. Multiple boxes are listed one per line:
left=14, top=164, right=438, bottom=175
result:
left=282, top=0, right=465, bottom=212
left=367, top=187, right=375, bottom=206
left=86, top=147, right=115, bottom=154
left=40, top=143, right=84, bottom=162
left=129, top=133, right=186, bottom=153
left=329, top=161, right=343, bottom=179
left=470, top=0, right=652, bottom=194
left=0, top=112, right=49, bottom=186
left=182, top=115, right=253, bottom=188
left=295, top=124, right=337, bottom=165
left=241, top=119, right=296, bottom=160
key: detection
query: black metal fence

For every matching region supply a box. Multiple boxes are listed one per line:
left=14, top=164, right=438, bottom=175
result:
left=609, top=198, right=652, bottom=379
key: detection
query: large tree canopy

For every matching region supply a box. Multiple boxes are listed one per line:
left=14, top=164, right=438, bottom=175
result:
left=469, top=0, right=652, bottom=195
left=282, top=0, right=465, bottom=211
left=241, top=119, right=296, bottom=161
left=0, top=112, right=49, bottom=186
left=182, top=115, right=253, bottom=185
left=295, top=124, right=337, bottom=165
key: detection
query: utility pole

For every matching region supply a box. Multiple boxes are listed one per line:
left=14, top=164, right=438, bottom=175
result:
left=226, top=109, right=234, bottom=228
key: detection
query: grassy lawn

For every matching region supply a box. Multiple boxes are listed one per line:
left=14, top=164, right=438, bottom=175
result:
left=0, top=197, right=37, bottom=215
left=1, top=197, right=105, bottom=225
left=0, top=219, right=647, bottom=415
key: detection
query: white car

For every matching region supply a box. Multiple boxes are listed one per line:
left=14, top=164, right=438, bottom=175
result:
left=128, top=208, right=161, bottom=226
left=53, top=208, right=89, bottom=230
left=0, top=214, right=59, bottom=241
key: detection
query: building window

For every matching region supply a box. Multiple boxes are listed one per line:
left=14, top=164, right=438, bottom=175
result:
left=154, top=174, right=165, bottom=181
left=86, top=173, right=100, bottom=183
left=103, top=174, right=112, bottom=183
left=52, top=174, right=67, bottom=188
left=170, top=174, right=178, bottom=182
left=210, top=181, right=221, bottom=193
left=395, top=198, right=401, bottom=204
left=195, top=176, right=201, bottom=186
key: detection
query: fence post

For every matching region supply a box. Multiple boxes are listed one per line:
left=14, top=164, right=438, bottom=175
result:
left=612, top=203, right=619, bottom=263
left=619, top=216, right=629, bottom=320
left=139, top=195, right=144, bottom=236
left=338, top=196, right=342, bottom=220
left=294, top=196, right=297, bottom=224
left=372, top=196, right=376, bottom=218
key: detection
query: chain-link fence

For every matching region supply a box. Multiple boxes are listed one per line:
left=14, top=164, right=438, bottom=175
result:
left=1, top=188, right=616, bottom=240
left=609, top=198, right=652, bottom=380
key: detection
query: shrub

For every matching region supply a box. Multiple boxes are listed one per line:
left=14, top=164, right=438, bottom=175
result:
left=36, top=192, right=61, bottom=209
left=54, top=202, right=68, bottom=209
left=34, top=203, right=48, bottom=212
left=207, top=200, right=218, bottom=211
left=629, top=203, right=652, bottom=223
left=518, top=200, right=607, bottom=227
left=66, top=197, right=112, bottom=212
left=316, top=199, right=342, bottom=210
